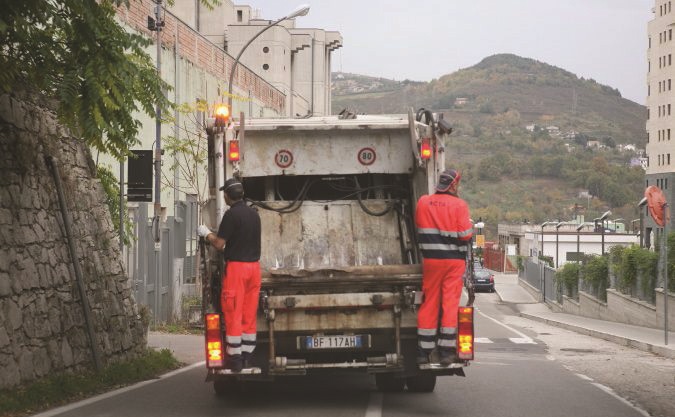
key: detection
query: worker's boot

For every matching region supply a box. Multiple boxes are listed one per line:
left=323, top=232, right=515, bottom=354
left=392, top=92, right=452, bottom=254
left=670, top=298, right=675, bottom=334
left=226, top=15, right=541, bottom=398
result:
left=226, top=354, right=243, bottom=372
left=439, top=347, right=456, bottom=366
left=242, top=352, right=252, bottom=369
left=416, top=347, right=430, bottom=365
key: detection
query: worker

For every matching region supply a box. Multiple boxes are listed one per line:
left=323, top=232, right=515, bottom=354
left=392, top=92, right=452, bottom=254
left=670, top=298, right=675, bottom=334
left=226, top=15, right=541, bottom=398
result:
left=198, top=178, right=261, bottom=372
left=415, top=168, right=473, bottom=366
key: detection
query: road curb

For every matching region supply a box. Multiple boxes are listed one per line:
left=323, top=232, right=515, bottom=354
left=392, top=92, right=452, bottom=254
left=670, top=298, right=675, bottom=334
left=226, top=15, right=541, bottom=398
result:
left=519, top=313, right=675, bottom=360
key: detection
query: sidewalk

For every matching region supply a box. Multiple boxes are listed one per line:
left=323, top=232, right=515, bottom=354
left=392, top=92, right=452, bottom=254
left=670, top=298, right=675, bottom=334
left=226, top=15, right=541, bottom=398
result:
left=493, top=272, right=675, bottom=360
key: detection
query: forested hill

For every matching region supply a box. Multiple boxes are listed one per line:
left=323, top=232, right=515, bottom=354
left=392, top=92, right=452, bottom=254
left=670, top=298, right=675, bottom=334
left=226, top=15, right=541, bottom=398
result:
left=332, top=54, right=648, bottom=233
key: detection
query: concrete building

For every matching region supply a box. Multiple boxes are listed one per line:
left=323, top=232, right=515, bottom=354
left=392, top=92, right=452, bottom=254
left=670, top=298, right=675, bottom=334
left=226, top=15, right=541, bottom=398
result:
left=501, top=221, right=639, bottom=269
left=646, top=1, right=675, bottom=245
left=170, top=1, right=342, bottom=117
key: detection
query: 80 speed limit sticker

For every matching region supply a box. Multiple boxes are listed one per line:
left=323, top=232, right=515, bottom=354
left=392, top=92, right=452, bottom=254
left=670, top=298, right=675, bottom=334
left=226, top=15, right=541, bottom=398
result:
left=275, top=149, right=293, bottom=168
left=357, top=147, right=376, bottom=166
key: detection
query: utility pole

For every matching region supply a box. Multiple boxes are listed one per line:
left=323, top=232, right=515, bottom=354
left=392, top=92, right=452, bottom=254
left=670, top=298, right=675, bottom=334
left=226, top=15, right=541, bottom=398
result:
left=148, top=1, right=165, bottom=324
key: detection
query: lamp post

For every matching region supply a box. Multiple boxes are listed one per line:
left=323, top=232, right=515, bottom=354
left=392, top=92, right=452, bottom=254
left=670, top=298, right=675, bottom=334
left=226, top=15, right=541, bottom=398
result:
left=555, top=222, right=566, bottom=268
left=540, top=221, right=555, bottom=262
left=227, top=4, right=310, bottom=114
left=594, top=210, right=611, bottom=255
left=638, top=197, right=648, bottom=248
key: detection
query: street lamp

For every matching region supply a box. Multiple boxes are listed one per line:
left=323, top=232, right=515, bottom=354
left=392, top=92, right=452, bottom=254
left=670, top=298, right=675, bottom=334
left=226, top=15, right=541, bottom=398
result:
left=555, top=222, right=567, bottom=268
left=541, top=221, right=555, bottom=263
left=227, top=4, right=310, bottom=113
left=594, top=210, right=611, bottom=255
left=638, top=197, right=648, bottom=248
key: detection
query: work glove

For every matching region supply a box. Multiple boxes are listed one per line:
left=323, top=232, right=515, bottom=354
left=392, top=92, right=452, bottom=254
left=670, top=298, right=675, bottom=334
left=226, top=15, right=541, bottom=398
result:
left=197, top=225, right=211, bottom=238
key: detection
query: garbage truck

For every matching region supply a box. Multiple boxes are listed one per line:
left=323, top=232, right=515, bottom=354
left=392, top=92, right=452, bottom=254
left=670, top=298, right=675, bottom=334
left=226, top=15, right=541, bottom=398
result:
left=199, top=108, right=474, bottom=395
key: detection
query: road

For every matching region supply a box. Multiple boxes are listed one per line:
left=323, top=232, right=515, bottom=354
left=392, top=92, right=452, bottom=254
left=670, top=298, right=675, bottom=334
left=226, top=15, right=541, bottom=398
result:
left=36, top=292, right=657, bottom=417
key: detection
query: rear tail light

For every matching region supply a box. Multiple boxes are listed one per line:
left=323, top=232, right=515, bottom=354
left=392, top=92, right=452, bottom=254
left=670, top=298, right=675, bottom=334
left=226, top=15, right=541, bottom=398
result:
left=490, top=275, right=494, bottom=283
left=457, top=307, right=474, bottom=360
left=420, top=138, right=432, bottom=160
left=228, top=140, right=240, bottom=161
left=205, top=313, right=223, bottom=368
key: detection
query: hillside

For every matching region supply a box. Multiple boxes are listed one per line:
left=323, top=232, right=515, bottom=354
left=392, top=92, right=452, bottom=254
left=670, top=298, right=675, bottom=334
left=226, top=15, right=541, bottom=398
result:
left=332, top=54, right=648, bottom=236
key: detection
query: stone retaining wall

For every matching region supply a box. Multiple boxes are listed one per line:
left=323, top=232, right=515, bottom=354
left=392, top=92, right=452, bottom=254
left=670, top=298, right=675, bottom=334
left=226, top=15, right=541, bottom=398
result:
left=0, top=92, right=146, bottom=389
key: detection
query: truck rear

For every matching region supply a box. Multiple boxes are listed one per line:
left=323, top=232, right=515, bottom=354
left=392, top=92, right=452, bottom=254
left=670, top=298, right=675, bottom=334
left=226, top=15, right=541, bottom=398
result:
left=200, top=109, right=474, bottom=394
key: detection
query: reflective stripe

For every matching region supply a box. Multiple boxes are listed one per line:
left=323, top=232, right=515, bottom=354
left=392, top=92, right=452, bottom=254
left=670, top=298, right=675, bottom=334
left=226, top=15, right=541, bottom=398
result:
left=419, top=243, right=469, bottom=252
left=242, top=333, right=256, bottom=342
left=226, top=345, right=242, bottom=355
left=438, top=338, right=456, bottom=347
left=226, top=335, right=242, bottom=344
left=419, top=340, right=436, bottom=350
left=418, top=328, right=437, bottom=336
left=457, top=228, right=473, bottom=238
left=440, top=327, right=457, bottom=335
left=241, top=344, right=255, bottom=353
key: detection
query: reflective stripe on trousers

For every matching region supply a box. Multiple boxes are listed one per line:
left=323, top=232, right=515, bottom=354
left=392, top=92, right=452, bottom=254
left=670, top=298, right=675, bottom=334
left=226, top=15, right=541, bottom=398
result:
left=417, top=258, right=464, bottom=351
left=221, top=261, right=261, bottom=357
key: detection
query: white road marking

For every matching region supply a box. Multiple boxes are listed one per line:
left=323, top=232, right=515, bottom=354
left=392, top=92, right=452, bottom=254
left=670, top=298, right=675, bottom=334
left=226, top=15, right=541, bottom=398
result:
left=32, top=361, right=206, bottom=417
left=475, top=337, right=493, bottom=343
left=478, top=310, right=535, bottom=343
left=575, top=373, right=594, bottom=381
left=591, top=383, right=651, bottom=417
left=509, top=337, right=537, bottom=344
left=365, top=392, right=383, bottom=417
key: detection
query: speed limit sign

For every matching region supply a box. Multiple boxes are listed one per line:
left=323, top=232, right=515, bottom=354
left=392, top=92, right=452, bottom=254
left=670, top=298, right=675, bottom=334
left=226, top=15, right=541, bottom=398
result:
left=357, top=147, right=376, bottom=166
left=275, top=149, right=293, bottom=168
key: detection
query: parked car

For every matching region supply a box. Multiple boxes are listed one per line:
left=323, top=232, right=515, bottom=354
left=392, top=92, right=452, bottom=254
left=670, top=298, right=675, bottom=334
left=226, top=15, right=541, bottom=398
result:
left=472, top=268, right=495, bottom=292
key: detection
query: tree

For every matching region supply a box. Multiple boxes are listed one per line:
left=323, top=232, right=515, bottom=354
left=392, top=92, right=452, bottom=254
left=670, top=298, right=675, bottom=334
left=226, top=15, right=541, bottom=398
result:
left=0, top=0, right=200, bottom=159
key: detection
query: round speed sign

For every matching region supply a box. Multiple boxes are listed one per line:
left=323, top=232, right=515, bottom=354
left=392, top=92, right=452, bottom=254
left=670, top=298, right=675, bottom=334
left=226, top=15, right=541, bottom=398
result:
left=357, top=147, right=376, bottom=166
left=275, top=149, right=294, bottom=168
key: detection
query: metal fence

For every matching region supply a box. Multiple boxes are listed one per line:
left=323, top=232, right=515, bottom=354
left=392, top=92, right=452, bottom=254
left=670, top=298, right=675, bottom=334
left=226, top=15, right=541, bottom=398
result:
left=124, top=200, right=199, bottom=323
left=523, top=259, right=561, bottom=304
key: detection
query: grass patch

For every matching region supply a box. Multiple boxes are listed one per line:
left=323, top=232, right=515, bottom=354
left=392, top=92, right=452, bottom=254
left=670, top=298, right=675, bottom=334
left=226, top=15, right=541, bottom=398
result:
left=0, top=349, right=180, bottom=417
left=151, top=323, right=202, bottom=334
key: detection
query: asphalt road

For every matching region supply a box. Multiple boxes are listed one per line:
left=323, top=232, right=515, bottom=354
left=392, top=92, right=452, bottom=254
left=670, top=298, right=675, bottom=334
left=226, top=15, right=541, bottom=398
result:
left=36, top=292, right=649, bottom=417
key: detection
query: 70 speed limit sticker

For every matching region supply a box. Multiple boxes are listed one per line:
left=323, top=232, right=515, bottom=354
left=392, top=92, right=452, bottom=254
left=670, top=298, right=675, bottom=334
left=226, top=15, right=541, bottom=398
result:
left=275, top=149, right=293, bottom=168
left=357, top=147, right=376, bottom=166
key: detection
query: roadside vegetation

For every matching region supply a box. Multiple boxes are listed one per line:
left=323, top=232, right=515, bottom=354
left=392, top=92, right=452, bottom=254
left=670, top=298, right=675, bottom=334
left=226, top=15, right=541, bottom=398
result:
left=0, top=349, right=180, bottom=417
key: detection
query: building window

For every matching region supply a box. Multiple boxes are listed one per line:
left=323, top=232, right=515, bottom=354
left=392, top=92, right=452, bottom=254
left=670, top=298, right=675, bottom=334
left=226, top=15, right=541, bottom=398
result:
left=670, top=54, right=672, bottom=65
left=263, top=46, right=269, bottom=53
left=647, top=132, right=650, bottom=143
left=666, top=178, right=669, bottom=189
left=262, top=63, right=269, bottom=70
left=669, top=128, right=672, bottom=139
left=669, top=79, right=672, bottom=90
left=669, top=154, right=672, bottom=165
left=670, top=29, right=673, bottom=40
left=669, top=103, right=671, bottom=115
left=237, top=10, right=243, bottom=22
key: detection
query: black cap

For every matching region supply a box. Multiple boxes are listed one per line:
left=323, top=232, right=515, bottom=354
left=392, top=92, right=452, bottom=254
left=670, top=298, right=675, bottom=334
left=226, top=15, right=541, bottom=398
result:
left=436, top=169, right=461, bottom=192
left=220, top=178, right=244, bottom=197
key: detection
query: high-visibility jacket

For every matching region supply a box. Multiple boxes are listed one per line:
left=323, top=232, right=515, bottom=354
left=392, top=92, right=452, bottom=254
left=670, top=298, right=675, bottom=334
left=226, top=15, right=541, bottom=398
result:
left=415, top=192, right=473, bottom=259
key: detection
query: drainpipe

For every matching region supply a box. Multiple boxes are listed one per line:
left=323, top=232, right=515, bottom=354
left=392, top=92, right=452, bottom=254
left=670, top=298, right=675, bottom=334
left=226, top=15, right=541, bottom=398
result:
left=310, top=37, right=314, bottom=115
left=46, top=156, right=103, bottom=372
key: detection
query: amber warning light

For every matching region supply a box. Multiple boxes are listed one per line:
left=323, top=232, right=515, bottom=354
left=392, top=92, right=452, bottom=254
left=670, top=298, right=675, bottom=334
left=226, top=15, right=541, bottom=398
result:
left=214, top=104, right=230, bottom=127
left=229, top=140, right=240, bottom=162
left=457, top=307, right=474, bottom=360
left=420, top=138, right=432, bottom=160
left=205, top=313, right=223, bottom=368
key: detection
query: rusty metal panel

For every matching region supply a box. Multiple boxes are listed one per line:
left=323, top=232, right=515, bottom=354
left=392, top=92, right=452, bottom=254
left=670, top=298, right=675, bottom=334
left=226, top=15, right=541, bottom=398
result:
left=259, top=201, right=401, bottom=271
left=266, top=292, right=397, bottom=309
left=256, top=309, right=417, bottom=332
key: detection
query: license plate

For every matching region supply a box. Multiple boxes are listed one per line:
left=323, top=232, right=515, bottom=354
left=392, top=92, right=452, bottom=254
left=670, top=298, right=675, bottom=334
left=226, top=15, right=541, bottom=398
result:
left=302, top=335, right=364, bottom=349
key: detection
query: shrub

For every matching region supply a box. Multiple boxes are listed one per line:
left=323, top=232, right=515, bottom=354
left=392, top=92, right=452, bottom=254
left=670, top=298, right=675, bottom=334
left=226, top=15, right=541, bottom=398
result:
left=555, top=262, right=580, bottom=297
left=582, top=255, right=609, bottom=301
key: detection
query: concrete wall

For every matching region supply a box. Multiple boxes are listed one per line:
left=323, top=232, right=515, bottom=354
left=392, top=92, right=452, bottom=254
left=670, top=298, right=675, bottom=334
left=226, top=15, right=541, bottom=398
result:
left=0, top=92, right=146, bottom=389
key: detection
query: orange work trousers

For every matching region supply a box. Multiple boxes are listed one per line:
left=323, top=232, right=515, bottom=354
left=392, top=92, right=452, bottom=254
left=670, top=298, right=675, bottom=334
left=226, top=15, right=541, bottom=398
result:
left=417, top=258, right=465, bottom=352
left=220, top=261, right=261, bottom=357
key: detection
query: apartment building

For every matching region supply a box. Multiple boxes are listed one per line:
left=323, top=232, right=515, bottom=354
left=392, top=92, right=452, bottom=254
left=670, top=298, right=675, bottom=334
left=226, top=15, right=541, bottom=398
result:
left=646, top=0, right=675, bottom=246
left=170, top=1, right=342, bottom=117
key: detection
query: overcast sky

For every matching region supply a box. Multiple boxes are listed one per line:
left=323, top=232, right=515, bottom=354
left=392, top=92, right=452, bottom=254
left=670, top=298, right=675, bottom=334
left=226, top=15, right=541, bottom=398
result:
left=245, top=0, right=653, bottom=104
